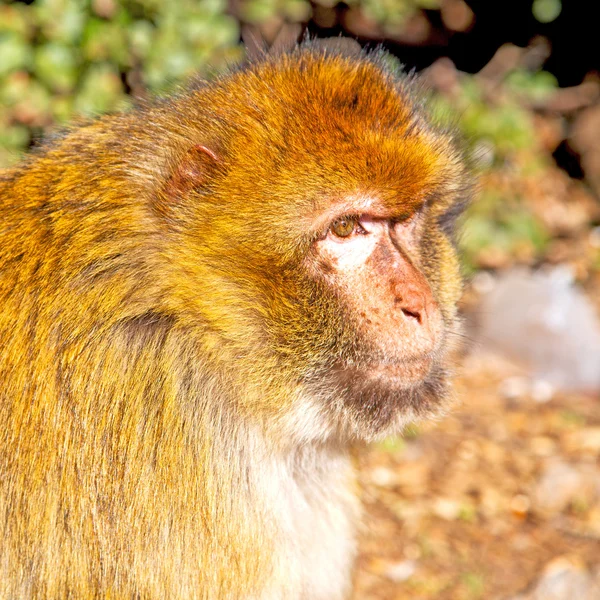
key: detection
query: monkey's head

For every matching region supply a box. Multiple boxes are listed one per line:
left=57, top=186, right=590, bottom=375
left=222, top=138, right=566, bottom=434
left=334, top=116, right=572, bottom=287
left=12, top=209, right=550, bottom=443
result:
left=155, top=43, right=471, bottom=443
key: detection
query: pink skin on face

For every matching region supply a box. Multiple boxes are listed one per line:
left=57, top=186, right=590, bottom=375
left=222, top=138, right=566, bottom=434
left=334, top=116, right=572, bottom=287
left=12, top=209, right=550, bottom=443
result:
left=310, top=203, right=444, bottom=386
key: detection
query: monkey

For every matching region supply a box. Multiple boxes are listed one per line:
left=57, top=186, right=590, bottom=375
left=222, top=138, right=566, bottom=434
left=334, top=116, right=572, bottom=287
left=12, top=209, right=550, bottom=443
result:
left=0, top=40, right=471, bottom=599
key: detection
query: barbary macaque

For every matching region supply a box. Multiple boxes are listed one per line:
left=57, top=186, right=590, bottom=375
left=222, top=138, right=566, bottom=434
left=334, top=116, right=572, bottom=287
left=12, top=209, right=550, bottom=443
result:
left=0, top=41, right=471, bottom=599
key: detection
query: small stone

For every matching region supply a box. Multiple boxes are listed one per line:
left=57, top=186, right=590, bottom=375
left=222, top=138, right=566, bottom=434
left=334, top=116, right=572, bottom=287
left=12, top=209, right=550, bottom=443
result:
left=370, top=466, right=396, bottom=487
left=478, top=267, right=600, bottom=392
left=383, top=559, right=417, bottom=583
left=500, top=376, right=530, bottom=400
left=472, top=270, right=496, bottom=295
left=530, top=556, right=599, bottom=600
left=432, top=497, right=461, bottom=521
left=533, top=461, right=583, bottom=515
left=510, top=494, right=531, bottom=518
left=531, top=379, right=555, bottom=403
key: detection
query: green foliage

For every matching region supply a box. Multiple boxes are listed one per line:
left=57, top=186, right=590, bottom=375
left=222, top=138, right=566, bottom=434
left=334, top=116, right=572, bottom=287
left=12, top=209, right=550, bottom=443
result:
left=354, top=0, right=440, bottom=32
left=240, top=0, right=312, bottom=24
left=505, top=69, right=559, bottom=103
left=34, top=42, right=80, bottom=93
left=0, top=0, right=241, bottom=165
left=460, top=191, right=549, bottom=274
left=239, top=0, right=435, bottom=30
left=432, top=76, right=544, bottom=166
left=376, top=436, right=407, bottom=453
left=403, top=423, right=421, bottom=439
left=460, top=572, right=486, bottom=598
left=429, top=70, right=558, bottom=271
left=0, top=32, right=32, bottom=77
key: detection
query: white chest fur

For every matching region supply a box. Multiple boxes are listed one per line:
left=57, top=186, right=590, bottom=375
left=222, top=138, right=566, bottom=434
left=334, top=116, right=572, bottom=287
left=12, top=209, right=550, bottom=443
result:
left=256, top=444, right=360, bottom=600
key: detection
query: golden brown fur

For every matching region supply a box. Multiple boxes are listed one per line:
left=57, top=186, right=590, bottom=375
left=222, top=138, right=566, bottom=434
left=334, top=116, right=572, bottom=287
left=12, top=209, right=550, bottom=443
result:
left=0, top=42, right=470, bottom=599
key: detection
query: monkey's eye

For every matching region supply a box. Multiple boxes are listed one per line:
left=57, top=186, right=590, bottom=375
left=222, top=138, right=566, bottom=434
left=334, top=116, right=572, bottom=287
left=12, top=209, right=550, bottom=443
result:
left=330, top=216, right=361, bottom=238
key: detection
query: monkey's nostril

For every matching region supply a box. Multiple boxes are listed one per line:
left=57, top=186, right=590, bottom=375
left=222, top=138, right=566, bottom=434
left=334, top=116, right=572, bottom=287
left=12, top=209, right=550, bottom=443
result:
left=401, top=307, right=422, bottom=324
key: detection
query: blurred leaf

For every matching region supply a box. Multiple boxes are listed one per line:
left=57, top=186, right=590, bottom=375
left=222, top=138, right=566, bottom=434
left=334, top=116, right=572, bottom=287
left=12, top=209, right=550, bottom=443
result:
left=10, top=79, right=53, bottom=126
left=74, top=64, right=126, bottom=115
left=240, top=0, right=279, bottom=24
left=360, top=0, right=428, bottom=28
left=458, top=503, right=478, bottom=523
left=461, top=572, right=485, bottom=598
left=404, top=424, right=421, bottom=439
left=433, top=76, right=540, bottom=165
left=559, top=409, right=587, bottom=428
left=460, top=191, right=550, bottom=272
left=82, top=19, right=129, bottom=65
left=127, top=20, right=155, bottom=59
left=283, top=0, right=312, bottom=22
left=0, top=124, right=30, bottom=150
left=51, top=96, right=75, bottom=122
left=0, top=4, right=32, bottom=37
left=34, top=0, right=86, bottom=44
left=0, top=33, right=32, bottom=77
left=376, top=436, right=407, bottom=453
left=207, top=15, right=240, bottom=48
left=532, top=0, right=561, bottom=23
left=196, top=0, right=229, bottom=12
left=505, top=69, right=558, bottom=102
left=0, top=123, right=30, bottom=165
left=182, top=13, right=239, bottom=47
left=34, top=43, right=79, bottom=93
left=416, top=0, right=440, bottom=9
left=0, top=72, right=30, bottom=106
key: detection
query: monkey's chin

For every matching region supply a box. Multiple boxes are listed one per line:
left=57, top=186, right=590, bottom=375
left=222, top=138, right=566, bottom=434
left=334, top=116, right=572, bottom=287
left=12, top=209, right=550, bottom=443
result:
left=316, top=357, right=449, bottom=442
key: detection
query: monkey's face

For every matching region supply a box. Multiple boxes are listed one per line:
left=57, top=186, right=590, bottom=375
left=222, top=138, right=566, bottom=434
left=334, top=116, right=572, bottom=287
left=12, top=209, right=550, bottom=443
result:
left=292, top=195, right=458, bottom=441
left=313, top=210, right=441, bottom=380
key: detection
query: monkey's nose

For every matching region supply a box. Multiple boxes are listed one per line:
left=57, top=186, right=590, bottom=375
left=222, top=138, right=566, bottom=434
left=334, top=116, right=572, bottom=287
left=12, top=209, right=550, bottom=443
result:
left=400, top=304, right=422, bottom=324
left=395, top=285, right=427, bottom=326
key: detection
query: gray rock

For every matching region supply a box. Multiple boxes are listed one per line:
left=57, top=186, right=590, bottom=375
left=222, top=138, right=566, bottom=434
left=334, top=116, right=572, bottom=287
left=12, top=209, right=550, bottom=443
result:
left=477, top=266, right=600, bottom=393
left=507, top=557, right=600, bottom=600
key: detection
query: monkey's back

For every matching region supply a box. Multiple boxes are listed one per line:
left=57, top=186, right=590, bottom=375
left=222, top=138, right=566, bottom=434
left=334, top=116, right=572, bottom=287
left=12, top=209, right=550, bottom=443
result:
left=0, top=109, right=274, bottom=600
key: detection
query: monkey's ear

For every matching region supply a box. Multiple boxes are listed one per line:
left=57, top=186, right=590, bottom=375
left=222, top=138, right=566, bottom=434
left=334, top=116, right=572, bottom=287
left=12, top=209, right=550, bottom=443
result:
left=166, top=145, right=220, bottom=199
left=156, top=145, right=219, bottom=223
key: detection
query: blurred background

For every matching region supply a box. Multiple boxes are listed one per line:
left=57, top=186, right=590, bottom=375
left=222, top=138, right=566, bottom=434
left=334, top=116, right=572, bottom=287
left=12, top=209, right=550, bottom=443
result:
left=1, top=0, right=599, bottom=597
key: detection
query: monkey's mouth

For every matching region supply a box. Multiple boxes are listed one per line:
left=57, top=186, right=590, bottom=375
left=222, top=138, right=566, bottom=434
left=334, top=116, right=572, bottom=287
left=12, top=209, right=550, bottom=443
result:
left=335, top=352, right=437, bottom=388
left=319, top=354, right=449, bottom=439
left=368, top=355, right=434, bottom=383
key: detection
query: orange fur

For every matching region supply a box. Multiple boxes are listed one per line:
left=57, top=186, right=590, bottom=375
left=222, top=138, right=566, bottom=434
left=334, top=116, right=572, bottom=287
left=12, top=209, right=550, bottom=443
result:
left=0, top=43, right=470, bottom=599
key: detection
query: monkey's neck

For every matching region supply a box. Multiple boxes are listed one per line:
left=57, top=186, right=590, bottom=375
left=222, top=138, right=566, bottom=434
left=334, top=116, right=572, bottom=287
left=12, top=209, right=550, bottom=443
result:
left=219, top=420, right=359, bottom=600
